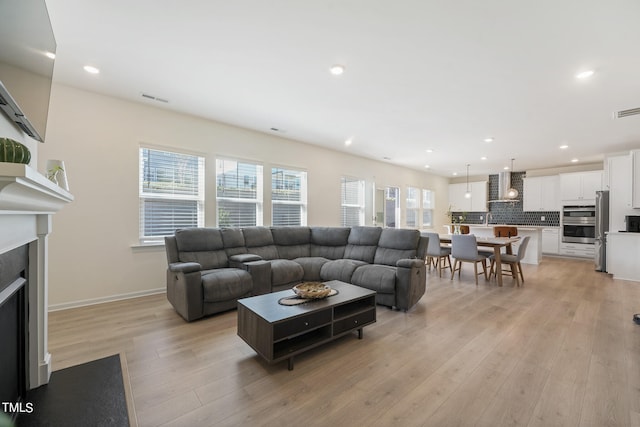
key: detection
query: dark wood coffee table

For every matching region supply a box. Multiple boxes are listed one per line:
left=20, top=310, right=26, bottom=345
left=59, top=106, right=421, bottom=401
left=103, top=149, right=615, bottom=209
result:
left=237, top=280, right=376, bottom=370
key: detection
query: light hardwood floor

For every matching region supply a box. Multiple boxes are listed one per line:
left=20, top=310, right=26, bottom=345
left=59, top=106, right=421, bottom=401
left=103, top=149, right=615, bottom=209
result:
left=48, top=256, right=640, bottom=427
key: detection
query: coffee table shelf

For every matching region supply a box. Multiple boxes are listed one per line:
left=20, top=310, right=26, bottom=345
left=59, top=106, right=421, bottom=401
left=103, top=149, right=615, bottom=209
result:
left=237, top=280, right=376, bottom=370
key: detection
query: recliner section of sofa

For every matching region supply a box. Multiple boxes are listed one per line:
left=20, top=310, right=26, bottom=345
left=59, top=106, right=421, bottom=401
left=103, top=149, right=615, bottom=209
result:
left=165, top=228, right=253, bottom=321
left=165, top=226, right=428, bottom=321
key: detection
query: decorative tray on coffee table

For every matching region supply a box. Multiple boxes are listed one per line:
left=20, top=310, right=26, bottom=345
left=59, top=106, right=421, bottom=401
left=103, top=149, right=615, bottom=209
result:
left=277, top=282, right=339, bottom=305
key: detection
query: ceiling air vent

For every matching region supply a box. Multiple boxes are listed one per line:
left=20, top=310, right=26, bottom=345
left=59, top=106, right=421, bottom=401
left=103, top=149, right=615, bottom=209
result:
left=615, top=107, right=640, bottom=119
left=141, top=93, right=169, bottom=103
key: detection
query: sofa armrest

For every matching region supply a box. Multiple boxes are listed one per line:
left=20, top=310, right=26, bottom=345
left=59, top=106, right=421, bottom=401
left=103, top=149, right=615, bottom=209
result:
left=232, top=259, right=272, bottom=295
left=229, top=253, right=263, bottom=263
left=394, top=258, right=426, bottom=312
left=166, top=266, right=204, bottom=321
left=168, top=262, right=202, bottom=274
left=396, top=258, right=423, bottom=269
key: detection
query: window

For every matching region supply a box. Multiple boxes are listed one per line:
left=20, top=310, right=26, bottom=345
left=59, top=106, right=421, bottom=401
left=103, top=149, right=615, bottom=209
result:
left=422, top=189, right=434, bottom=227
left=216, top=159, right=263, bottom=227
left=272, top=167, right=307, bottom=226
left=341, top=177, right=365, bottom=226
left=406, top=187, right=420, bottom=228
left=385, top=187, right=400, bottom=228
left=139, top=146, right=204, bottom=244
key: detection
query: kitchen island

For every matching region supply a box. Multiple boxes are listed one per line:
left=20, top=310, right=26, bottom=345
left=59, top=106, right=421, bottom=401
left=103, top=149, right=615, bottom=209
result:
left=443, top=225, right=543, bottom=265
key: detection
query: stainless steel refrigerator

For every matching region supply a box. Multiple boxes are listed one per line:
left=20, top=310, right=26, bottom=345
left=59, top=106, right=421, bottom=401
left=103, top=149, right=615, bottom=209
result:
left=595, top=190, right=609, bottom=272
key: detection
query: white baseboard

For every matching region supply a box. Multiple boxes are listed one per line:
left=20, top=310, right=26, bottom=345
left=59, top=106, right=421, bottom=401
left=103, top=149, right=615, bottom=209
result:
left=48, top=288, right=165, bottom=312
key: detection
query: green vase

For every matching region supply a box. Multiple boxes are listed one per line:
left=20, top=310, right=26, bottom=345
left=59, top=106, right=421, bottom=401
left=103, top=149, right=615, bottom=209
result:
left=0, top=137, right=31, bottom=164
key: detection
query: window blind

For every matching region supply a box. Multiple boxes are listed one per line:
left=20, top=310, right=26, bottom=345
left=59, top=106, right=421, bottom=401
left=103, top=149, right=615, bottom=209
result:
left=385, top=187, right=400, bottom=228
left=272, top=168, right=307, bottom=226
left=216, top=159, right=263, bottom=227
left=139, top=147, right=204, bottom=243
left=406, top=187, right=420, bottom=228
left=422, top=189, right=434, bottom=227
left=341, top=177, right=365, bottom=226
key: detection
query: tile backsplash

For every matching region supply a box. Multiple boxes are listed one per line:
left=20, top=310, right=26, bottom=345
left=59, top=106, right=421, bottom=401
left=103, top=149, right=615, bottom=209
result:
left=452, top=172, right=561, bottom=227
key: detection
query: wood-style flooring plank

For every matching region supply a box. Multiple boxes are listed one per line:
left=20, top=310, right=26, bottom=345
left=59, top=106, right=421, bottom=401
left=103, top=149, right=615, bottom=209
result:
left=46, top=256, right=640, bottom=427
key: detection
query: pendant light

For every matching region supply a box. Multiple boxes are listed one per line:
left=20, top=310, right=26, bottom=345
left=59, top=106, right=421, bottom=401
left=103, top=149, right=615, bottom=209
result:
left=507, top=158, right=519, bottom=199
left=464, top=164, right=471, bottom=198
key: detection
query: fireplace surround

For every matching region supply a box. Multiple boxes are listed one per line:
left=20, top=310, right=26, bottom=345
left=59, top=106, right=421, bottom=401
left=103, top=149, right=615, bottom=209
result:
left=0, top=245, right=28, bottom=406
left=0, top=163, right=73, bottom=395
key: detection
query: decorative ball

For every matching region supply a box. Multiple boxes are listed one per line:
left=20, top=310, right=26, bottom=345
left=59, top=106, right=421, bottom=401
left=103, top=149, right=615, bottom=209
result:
left=0, top=137, right=31, bottom=164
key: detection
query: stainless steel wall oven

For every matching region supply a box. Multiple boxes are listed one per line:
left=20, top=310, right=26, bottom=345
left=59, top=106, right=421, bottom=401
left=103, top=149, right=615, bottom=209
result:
left=562, top=205, right=596, bottom=244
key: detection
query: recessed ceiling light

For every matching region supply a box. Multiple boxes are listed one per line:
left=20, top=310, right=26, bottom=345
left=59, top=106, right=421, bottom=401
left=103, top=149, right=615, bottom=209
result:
left=452, top=172, right=458, bottom=176
left=576, top=70, right=595, bottom=79
left=424, top=165, right=430, bottom=169
left=45, top=51, right=55, bottom=59
left=330, top=64, right=345, bottom=75
left=83, top=65, right=100, bottom=74
left=480, top=156, right=487, bottom=160
left=344, top=138, right=353, bottom=146
left=484, top=137, right=494, bottom=143
left=560, top=145, right=569, bottom=149
left=571, top=158, right=579, bottom=163
left=425, top=149, right=434, bottom=153
left=504, top=166, right=510, bottom=170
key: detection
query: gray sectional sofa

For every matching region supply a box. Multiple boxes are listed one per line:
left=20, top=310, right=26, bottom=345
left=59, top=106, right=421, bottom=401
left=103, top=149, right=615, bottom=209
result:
left=165, top=226, right=429, bottom=321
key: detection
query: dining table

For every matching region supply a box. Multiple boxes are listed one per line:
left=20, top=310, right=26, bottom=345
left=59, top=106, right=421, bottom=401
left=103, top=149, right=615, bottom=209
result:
left=438, top=234, right=521, bottom=286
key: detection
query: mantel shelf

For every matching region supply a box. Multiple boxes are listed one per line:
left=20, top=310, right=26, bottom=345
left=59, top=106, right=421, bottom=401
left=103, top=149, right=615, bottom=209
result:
left=0, top=162, right=74, bottom=213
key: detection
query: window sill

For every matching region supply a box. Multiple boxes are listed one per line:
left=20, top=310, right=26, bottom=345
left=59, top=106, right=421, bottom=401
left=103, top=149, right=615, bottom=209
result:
left=131, top=242, right=165, bottom=252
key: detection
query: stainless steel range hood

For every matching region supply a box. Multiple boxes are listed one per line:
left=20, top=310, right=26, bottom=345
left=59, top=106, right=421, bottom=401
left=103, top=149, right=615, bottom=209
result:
left=489, top=172, right=520, bottom=203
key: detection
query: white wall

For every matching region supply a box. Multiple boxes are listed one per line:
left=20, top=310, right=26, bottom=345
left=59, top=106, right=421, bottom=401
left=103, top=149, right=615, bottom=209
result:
left=37, top=84, right=449, bottom=309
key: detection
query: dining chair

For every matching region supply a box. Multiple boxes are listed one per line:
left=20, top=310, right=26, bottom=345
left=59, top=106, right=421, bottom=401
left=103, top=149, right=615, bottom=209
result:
left=489, top=236, right=530, bottom=286
left=450, top=234, right=489, bottom=285
left=423, top=232, right=452, bottom=278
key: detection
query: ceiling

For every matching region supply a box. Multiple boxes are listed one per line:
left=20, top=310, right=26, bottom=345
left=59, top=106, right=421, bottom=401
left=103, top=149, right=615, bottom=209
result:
left=45, top=0, right=640, bottom=177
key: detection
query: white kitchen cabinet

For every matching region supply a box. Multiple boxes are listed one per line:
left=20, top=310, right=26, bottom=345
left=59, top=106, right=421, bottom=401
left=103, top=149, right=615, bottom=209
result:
left=448, top=181, right=487, bottom=212
left=523, top=175, right=560, bottom=211
left=606, top=154, right=634, bottom=232
left=560, top=171, right=603, bottom=203
left=470, top=181, right=488, bottom=212
left=541, top=228, right=560, bottom=254
left=631, top=150, right=640, bottom=208
left=607, top=231, right=640, bottom=281
left=559, top=242, right=595, bottom=258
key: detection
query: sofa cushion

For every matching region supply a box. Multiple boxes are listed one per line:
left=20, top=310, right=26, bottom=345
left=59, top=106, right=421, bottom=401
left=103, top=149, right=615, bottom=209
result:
left=221, top=228, right=248, bottom=257
left=351, top=264, right=396, bottom=294
left=310, top=227, right=349, bottom=259
left=175, top=228, right=228, bottom=269
left=343, top=226, right=382, bottom=263
left=272, top=226, right=311, bottom=259
left=202, top=268, right=253, bottom=302
left=320, top=259, right=367, bottom=283
left=243, top=227, right=279, bottom=260
left=374, top=228, right=420, bottom=266
left=270, top=259, right=304, bottom=286
left=293, top=257, right=330, bottom=281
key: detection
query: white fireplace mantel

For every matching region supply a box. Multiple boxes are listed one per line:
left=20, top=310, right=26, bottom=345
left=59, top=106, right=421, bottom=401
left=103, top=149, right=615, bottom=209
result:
left=0, top=163, right=73, bottom=213
left=0, top=162, right=74, bottom=389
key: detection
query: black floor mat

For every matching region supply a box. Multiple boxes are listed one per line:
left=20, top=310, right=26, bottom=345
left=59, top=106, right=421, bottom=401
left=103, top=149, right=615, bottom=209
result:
left=18, top=354, right=129, bottom=427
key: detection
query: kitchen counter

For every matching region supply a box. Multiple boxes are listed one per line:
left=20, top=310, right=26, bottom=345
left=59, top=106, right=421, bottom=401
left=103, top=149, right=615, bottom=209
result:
left=606, top=231, right=640, bottom=282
